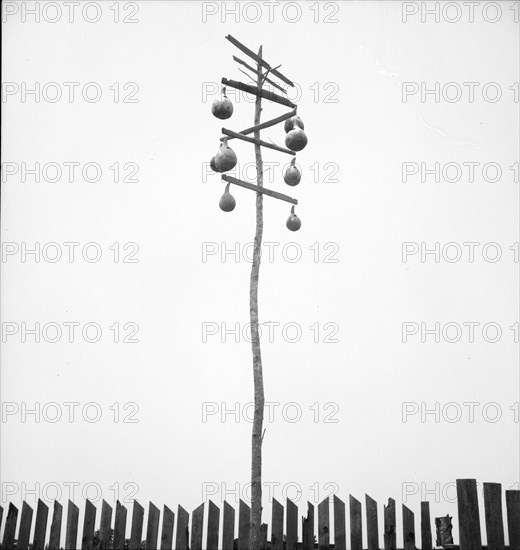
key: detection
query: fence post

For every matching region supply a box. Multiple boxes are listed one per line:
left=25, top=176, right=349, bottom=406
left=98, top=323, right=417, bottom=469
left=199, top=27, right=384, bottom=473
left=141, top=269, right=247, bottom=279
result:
left=366, top=495, right=378, bottom=550
left=238, top=499, right=251, bottom=550
left=271, top=498, right=284, bottom=550
left=302, top=501, right=314, bottom=550
left=18, top=501, right=34, bottom=550
left=402, top=504, right=415, bottom=550
left=175, top=505, right=189, bottom=550
left=206, top=501, right=219, bottom=550
left=333, top=495, right=346, bottom=550
left=65, top=500, right=79, bottom=550
left=457, top=479, right=482, bottom=550
left=100, top=500, right=113, bottom=550
left=2, top=503, right=18, bottom=550
left=160, top=504, right=175, bottom=550
left=146, top=502, right=161, bottom=550
left=130, top=500, right=145, bottom=550
left=421, top=502, right=432, bottom=550
left=81, top=499, right=96, bottom=550
left=222, top=501, right=235, bottom=550
left=318, top=497, right=330, bottom=550
left=286, top=498, right=298, bottom=550
left=384, top=498, right=396, bottom=550
left=113, top=501, right=128, bottom=550
left=484, top=483, right=505, bottom=550
left=48, top=500, right=63, bottom=550
left=349, top=495, right=362, bottom=550
left=506, top=490, right=520, bottom=550
left=33, top=498, right=49, bottom=550
left=191, top=503, right=204, bottom=550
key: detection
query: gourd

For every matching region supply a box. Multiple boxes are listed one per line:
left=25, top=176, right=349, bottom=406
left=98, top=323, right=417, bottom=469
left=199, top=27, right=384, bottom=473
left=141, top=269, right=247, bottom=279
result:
left=285, top=127, right=308, bottom=152
left=283, top=158, right=301, bottom=186
left=284, top=115, right=304, bottom=133
left=219, top=183, right=236, bottom=212
left=215, top=139, right=237, bottom=172
left=286, top=206, right=301, bottom=231
left=210, top=156, right=224, bottom=173
left=211, top=88, right=233, bottom=120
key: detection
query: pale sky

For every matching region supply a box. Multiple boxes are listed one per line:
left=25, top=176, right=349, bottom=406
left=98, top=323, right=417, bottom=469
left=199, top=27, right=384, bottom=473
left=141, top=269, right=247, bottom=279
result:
left=1, top=1, right=519, bottom=546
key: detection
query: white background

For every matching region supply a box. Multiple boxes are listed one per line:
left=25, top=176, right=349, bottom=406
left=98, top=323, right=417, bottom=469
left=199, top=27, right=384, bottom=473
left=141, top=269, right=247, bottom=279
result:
left=1, top=0, right=519, bottom=546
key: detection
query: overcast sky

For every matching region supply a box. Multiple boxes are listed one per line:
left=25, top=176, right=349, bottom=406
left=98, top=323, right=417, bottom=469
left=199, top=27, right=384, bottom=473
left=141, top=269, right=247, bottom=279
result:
left=1, top=0, right=519, bottom=546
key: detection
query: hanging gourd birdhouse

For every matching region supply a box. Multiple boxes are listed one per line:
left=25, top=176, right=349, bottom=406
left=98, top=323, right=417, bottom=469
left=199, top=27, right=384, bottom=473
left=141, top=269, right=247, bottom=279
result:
left=285, top=126, right=308, bottom=152
left=283, top=158, right=301, bottom=186
left=215, top=139, right=237, bottom=172
left=211, top=87, right=234, bottom=120
left=286, top=205, right=301, bottom=231
left=219, top=183, right=236, bottom=212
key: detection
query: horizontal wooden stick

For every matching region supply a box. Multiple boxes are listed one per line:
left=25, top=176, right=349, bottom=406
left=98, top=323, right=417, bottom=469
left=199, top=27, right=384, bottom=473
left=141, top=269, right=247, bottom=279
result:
left=222, top=175, right=298, bottom=205
left=226, top=34, right=295, bottom=87
left=220, top=109, right=296, bottom=142
left=221, top=128, right=295, bottom=155
left=222, top=78, right=296, bottom=108
left=232, top=56, right=287, bottom=94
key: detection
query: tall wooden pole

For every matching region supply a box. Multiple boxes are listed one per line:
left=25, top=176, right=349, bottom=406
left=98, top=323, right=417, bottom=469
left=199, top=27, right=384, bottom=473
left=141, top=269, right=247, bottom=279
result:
left=250, top=45, right=265, bottom=550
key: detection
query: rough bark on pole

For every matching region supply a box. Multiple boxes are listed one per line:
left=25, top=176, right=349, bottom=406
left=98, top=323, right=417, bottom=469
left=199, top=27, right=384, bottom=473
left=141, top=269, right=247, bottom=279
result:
left=250, top=44, right=265, bottom=550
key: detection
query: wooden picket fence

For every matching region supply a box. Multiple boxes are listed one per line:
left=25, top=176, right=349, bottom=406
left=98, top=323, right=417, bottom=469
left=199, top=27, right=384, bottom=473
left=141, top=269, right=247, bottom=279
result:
left=0, top=479, right=519, bottom=550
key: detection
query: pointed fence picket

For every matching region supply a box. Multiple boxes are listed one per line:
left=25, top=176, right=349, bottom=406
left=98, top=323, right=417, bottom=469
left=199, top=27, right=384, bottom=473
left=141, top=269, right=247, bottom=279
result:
left=0, top=479, right=519, bottom=550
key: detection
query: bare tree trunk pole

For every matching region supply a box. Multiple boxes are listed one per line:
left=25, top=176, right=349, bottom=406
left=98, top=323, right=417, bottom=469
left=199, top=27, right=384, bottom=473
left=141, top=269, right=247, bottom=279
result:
left=250, top=45, right=265, bottom=550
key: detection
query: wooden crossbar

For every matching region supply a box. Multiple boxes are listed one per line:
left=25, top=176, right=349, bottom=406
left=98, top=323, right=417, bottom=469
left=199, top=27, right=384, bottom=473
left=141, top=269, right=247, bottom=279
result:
left=226, top=34, right=295, bottom=87
left=221, top=128, right=295, bottom=155
left=222, top=78, right=296, bottom=109
left=220, top=109, right=296, bottom=142
left=222, top=175, right=298, bottom=205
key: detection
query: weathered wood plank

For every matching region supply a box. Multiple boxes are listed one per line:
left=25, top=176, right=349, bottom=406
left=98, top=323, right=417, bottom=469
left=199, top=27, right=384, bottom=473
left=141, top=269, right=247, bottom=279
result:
left=160, top=505, right=175, bottom=550
left=333, top=495, right=346, bottom=550
left=48, top=500, right=63, bottom=550
left=286, top=498, right=298, bottom=550
left=81, top=499, right=96, bottom=550
left=271, top=498, right=284, bottom=550
left=366, top=494, right=378, bottom=550
left=484, top=483, right=505, bottom=550
left=191, top=503, right=204, bottom=550
left=402, top=504, right=416, bottom=550
left=18, top=501, right=34, bottom=550
left=222, top=78, right=297, bottom=109
left=2, top=503, right=18, bottom=550
left=65, top=500, right=79, bottom=550
left=33, top=498, right=49, bottom=550
left=349, top=495, right=362, bottom=550
left=302, top=502, right=314, bottom=550
left=206, top=501, right=219, bottom=550
left=318, top=497, right=330, bottom=550
left=225, top=35, right=295, bottom=87
left=457, top=479, right=482, bottom=550
left=506, top=490, right=520, bottom=550
left=421, top=501, right=433, bottom=550
left=222, top=501, right=235, bottom=550
left=238, top=499, right=251, bottom=550
left=175, top=505, right=189, bottom=550
left=130, top=501, right=144, bottom=550
left=113, top=501, right=128, bottom=550
left=100, top=500, right=113, bottom=550
left=384, top=498, right=396, bottom=550
left=222, top=175, right=298, bottom=205
left=146, top=501, right=160, bottom=550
